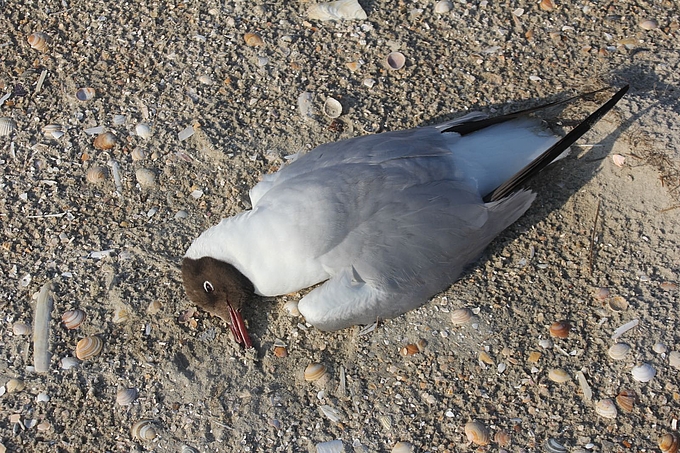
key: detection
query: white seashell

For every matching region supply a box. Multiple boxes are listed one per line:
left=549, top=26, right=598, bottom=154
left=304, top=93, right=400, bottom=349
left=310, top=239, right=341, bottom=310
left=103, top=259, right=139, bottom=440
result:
left=607, top=343, right=631, bottom=360
left=595, top=398, right=617, bottom=419
left=611, top=154, right=625, bottom=167
left=75, top=87, right=96, bottom=101
left=450, top=307, right=473, bottom=324
left=0, top=117, right=17, bottom=136
left=178, top=126, right=195, bottom=141
left=36, top=392, right=50, bottom=403
left=308, top=0, right=367, bottom=21
left=464, top=420, right=490, bottom=446
left=319, top=405, right=344, bottom=422
left=116, top=387, right=138, bottom=405
left=42, top=124, right=64, bottom=139
left=75, top=336, right=103, bottom=360
left=434, top=0, right=453, bottom=14
left=547, top=368, right=571, bottom=383
left=283, top=300, right=300, bottom=316
left=316, top=439, right=345, bottom=453
left=669, top=351, right=680, bottom=370
left=323, top=97, right=343, bottom=118
left=653, top=342, right=668, bottom=354
left=298, top=91, right=315, bottom=119
left=60, top=356, right=80, bottom=370
left=198, top=74, right=214, bottom=85
left=611, top=319, right=639, bottom=340
left=544, top=438, right=568, bottom=453
left=62, top=309, right=86, bottom=329
left=639, top=19, right=659, bottom=30
left=391, top=441, right=414, bottom=453
left=12, top=322, right=31, bottom=336
left=135, top=168, right=157, bottom=188
left=86, top=166, right=108, bottom=184
left=631, top=363, right=656, bottom=382
left=131, top=147, right=147, bottom=161
left=131, top=419, right=157, bottom=441
left=385, top=52, right=406, bottom=70
left=33, top=283, right=54, bottom=373
left=112, top=114, right=127, bottom=125
left=135, top=123, right=152, bottom=139
left=363, top=78, right=376, bottom=88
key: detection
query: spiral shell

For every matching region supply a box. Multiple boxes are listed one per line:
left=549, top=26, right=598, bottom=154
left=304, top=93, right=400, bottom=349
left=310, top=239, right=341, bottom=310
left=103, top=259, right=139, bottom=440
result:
left=28, top=32, right=50, bottom=51
left=304, top=362, right=329, bottom=383
left=450, top=307, right=473, bottom=325
left=549, top=320, right=571, bottom=338
left=659, top=432, right=680, bottom=453
left=75, top=87, right=96, bottom=101
left=12, top=322, right=31, bottom=336
left=116, top=387, right=138, bottom=406
left=391, top=441, right=415, bottom=453
left=93, top=132, right=116, bottom=150
left=464, top=420, right=490, bottom=446
left=595, top=398, right=617, bottom=419
left=135, top=168, right=156, bottom=188
left=631, top=363, right=656, bottom=382
left=547, top=368, right=571, bottom=383
left=607, top=343, right=631, bottom=360
left=6, top=378, right=25, bottom=393
left=244, top=32, right=264, bottom=47
left=86, top=166, right=108, bottom=184
left=131, top=419, right=157, bottom=441
left=75, top=336, right=103, bottom=360
left=62, top=309, right=85, bottom=329
left=615, top=389, right=636, bottom=412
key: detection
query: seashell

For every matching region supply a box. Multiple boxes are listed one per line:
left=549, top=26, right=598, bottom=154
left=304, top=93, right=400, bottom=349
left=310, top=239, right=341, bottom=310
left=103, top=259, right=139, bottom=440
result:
left=323, top=97, right=343, bottom=118
left=594, top=287, right=610, bottom=300
left=62, top=309, right=85, bottom=329
left=660, top=282, right=678, bottom=291
left=319, top=405, right=344, bottom=422
left=6, top=378, right=25, bottom=394
left=75, top=87, right=96, bottom=101
left=12, top=322, right=31, bottom=336
left=42, top=124, right=64, bottom=139
left=450, top=307, right=473, bottom=324
left=345, top=61, right=361, bottom=71
left=116, top=387, right=138, bottom=406
left=135, top=168, right=157, bottom=188
left=544, top=438, right=567, bottom=453
left=611, top=154, right=626, bottom=167
left=639, top=19, right=659, bottom=30
left=304, top=362, right=329, bottom=383
left=400, top=344, right=420, bottom=356
left=607, top=342, right=631, bottom=360
left=181, top=446, right=200, bottom=453
left=308, top=0, right=367, bottom=21
left=659, top=432, right=680, bottom=453
left=244, top=32, right=264, bottom=47
left=539, top=0, right=556, bottom=11
left=547, top=368, right=571, bottom=383
left=385, top=51, right=406, bottom=70
left=391, top=441, right=415, bottom=453
left=615, top=389, right=636, bottom=412
left=594, top=398, right=617, bottom=419
left=283, top=300, right=300, bottom=316
left=549, top=320, right=571, bottom=338
left=93, top=132, right=116, bottom=150
left=608, top=295, right=628, bottom=311
left=131, top=147, right=147, bottom=161
left=434, top=0, right=453, bottom=14
left=653, top=342, right=668, bottom=354
left=0, top=117, right=17, bottom=136
left=147, top=300, right=162, bottom=315
left=75, top=336, right=103, bottom=360
left=60, top=356, right=80, bottom=370
left=494, top=430, right=512, bottom=447
left=86, top=166, right=108, bottom=184
left=669, top=351, right=680, bottom=370
left=135, top=123, right=152, bottom=139
left=28, top=32, right=50, bottom=51
left=464, top=420, right=490, bottom=446
left=316, top=439, right=344, bottom=453
left=197, top=74, right=214, bottom=85
left=131, top=419, right=157, bottom=441
left=528, top=351, right=542, bottom=363
left=273, top=346, right=288, bottom=358
left=33, top=282, right=53, bottom=374
left=112, top=114, right=127, bottom=125
left=478, top=351, right=494, bottom=365
left=631, top=363, right=656, bottom=382
left=112, top=306, right=130, bottom=323
left=36, top=392, right=50, bottom=402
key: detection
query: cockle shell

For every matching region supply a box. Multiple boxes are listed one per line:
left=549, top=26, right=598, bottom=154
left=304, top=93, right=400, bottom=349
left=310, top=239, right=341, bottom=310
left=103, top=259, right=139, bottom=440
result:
left=62, top=309, right=85, bottom=329
left=75, top=336, right=103, bottom=360
left=385, top=52, right=406, bottom=70
left=116, top=387, right=138, bottom=406
left=135, top=168, right=156, bottom=188
left=304, top=362, right=329, bottom=383
left=653, top=342, right=668, bottom=354
left=615, top=389, right=636, bottom=412
left=659, top=432, right=680, bottom=453
left=464, top=420, right=490, bottom=446
left=135, top=123, right=152, bottom=139
left=391, top=441, right=415, bottom=453
left=607, top=342, right=631, bottom=360
left=12, top=322, right=31, bottom=335
left=450, top=307, right=473, bottom=324
left=434, top=0, right=453, bottom=14
left=544, top=438, right=567, bottom=453
left=75, top=87, right=96, bottom=101
left=631, top=363, right=656, bottom=382
left=547, top=368, right=571, bottom=383
left=6, top=378, right=25, bottom=393
left=0, top=117, right=17, bottom=136
left=539, top=0, right=556, bottom=11
left=131, top=147, right=147, bottom=161
left=86, top=166, right=108, bottom=184
left=28, top=32, right=50, bottom=51
left=93, top=132, right=116, bottom=150
left=549, top=320, right=571, bottom=338
left=308, top=0, right=368, bottom=21
left=323, top=97, right=343, bottom=118
left=595, top=398, right=617, bottom=419
left=244, top=32, right=264, bottom=47
left=131, top=419, right=157, bottom=441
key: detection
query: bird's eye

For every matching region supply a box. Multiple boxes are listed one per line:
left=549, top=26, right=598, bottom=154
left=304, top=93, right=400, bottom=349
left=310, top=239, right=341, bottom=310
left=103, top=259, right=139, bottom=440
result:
left=203, top=281, right=214, bottom=293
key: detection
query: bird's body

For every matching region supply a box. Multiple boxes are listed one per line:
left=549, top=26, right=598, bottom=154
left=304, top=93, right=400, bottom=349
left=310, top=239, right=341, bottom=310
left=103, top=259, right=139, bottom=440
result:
left=182, top=86, right=628, bottom=346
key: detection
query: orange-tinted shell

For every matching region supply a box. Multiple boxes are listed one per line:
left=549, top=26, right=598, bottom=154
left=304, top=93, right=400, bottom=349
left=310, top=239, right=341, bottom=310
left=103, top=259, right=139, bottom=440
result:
left=93, top=132, right=116, bottom=150
left=75, top=336, right=103, bottom=360
left=539, top=0, right=556, bottom=11
left=28, top=32, right=50, bottom=51
left=615, top=389, right=637, bottom=412
left=659, top=432, right=680, bottom=453
left=494, top=430, right=512, bottom=447
left=62, top=309, right=85, bottom=329
left=549, top=320, right=571, bottom=338
left=244, top=32, right=264, bottom=47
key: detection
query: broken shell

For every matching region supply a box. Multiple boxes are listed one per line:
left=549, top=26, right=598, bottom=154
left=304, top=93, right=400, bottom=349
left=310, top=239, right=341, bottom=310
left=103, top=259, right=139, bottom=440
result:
left=283, top=300, right=300, bottom=316
left=75, top=87, right=96, bottom=101
left=131, top=419, right=157, bottom=441
left=631, top=363, right=656, bottom=382
left=595, top=398, right=618, bottom=419
left=75, top=336, right=103, bottom=360
left=131, top=147, right=147, bottom=161
left=653, top=342, right=668, bottom=354
left=62, top=309, right=85, bottom=329
left=615, top=389, right=637, bottom=412
left=464, top=420, right=490, bottom=446
left=385, top=51, right=406, bottom=70
left=450, top=307, right=473, bottom=324
left=608, top=295, right=628, bottom=311
left=0, top=117, right=17, bottom=136
left=669, top=351, right=680, bottom=369
left=528, top=351, right=542, bottom=363
left=539, top=0, right=556, bottom=11
left=6, top=378, right=25, bottom=393
left=549, top=320, right=571, bottom=338
left=304, top=362, right=329, bottom=383
left=93, top=132, right=116, bottom=150
left=391, top=441, right=415, bottom=453
left=544, top=438, right=568, bottom=453
left=494, top=430, right=512, bottom=447
left=147, top=300, right=162, bottom=315
left=594, top=287, right=610, bottom=300
left=28, top=32, right=50, bottom=51
left=323, top=97, right=343, bottom=118
left=316, top=440, right=344, bottom=453
left=60, top=357, right=80, bottom=370
left=400, top=344, right=420, bottom=356
left=434, top=0, right=453, bottom=14
left=273, top=346, right=288, bottom=358
left=135, top=168, right=157, bottom=188
left=659, top=432, right=680, bottom=453
left=135, top=123, right=152, bottom=139
left=308, top=0, right=368, bottom=21
left=43, top=124, right=64, bottom=139
left=639, top=19, right=659, bottom=30
left=607, top=343, right=631, bottom=360
left=12, top=322, right=31, bottom=336
left=116, top=387, right=138, bottom=406
left=86, top=166, right=108, bottom=184
left=244, top=32, right=264, bottom=47
left=612, top=154, right=626, bottom=167
left=547, top=368, right=571, bottom=383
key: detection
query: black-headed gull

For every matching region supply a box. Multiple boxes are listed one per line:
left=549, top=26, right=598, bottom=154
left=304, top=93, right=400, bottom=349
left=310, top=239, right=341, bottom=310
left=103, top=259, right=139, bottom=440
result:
left=182, top=85, right=628, bottom=348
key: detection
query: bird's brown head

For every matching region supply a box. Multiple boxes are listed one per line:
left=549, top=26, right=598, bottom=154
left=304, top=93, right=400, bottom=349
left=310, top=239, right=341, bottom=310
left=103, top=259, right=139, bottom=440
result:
left=181, top=256, right=255, bottom=348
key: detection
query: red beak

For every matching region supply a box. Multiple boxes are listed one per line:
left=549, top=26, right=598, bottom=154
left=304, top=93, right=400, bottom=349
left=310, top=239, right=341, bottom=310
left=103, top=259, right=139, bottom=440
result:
left=228, top=305, right=252, bottom=348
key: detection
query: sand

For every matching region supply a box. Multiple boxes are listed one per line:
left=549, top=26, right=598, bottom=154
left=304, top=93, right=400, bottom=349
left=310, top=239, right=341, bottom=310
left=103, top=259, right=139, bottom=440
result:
left=1, top=0, right=679, bottom=451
